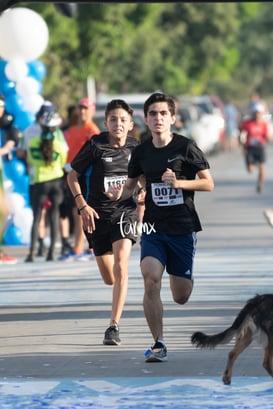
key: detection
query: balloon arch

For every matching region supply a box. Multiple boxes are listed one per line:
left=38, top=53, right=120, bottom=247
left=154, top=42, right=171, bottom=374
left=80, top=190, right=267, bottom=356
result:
left=0, top=7, right=49, bottom=245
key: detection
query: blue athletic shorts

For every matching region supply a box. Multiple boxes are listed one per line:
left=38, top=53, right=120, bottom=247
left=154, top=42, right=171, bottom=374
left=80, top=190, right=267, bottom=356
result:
left=140, top=232, right=197, bottom=280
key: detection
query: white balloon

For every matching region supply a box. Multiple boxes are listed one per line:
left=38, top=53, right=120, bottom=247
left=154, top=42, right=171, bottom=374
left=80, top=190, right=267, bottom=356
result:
left=3, top=179, right=14, bottom=193
left=16, top=77, right=40, bottom=97
left=0, top=8, right=49, bottom=61
left=23, top=94, right=44, bottom=113
left=5, top=58, right=28, bottom=82
left=13, top=206, right=33, bottom=244
left=6, top=192, right=25, bottom=213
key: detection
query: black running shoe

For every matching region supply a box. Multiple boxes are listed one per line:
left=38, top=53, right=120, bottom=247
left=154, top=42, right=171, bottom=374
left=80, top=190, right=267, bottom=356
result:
left=145, top=341, right=167, bottom=362
left=103, top=325, right=121, bottom=345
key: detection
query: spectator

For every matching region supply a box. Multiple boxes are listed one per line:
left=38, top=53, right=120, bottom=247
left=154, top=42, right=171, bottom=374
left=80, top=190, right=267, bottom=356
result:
left=0, top=94, right=21, bottom=263
left=223, top=98, right=240, bottom=151
left=58, top=105, right=80, bottom=256
left=17, top=101, right=57, bottom=257
left=25, top=111, right=68, bottom=262
left=60, top=97, right=100, bottom=261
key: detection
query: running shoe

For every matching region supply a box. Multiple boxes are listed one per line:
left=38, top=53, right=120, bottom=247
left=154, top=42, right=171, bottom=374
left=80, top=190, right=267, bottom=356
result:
left=264, top=209, right=273, bottom=228
left=75, top=249, right=95, bottom=261
left=57, top=249, right=77, bottom=262
left=103, top=325, right=121, bottom=345
left=0, top=251, right=17, bottom=264
left=145, top=341, right=168, bottom=362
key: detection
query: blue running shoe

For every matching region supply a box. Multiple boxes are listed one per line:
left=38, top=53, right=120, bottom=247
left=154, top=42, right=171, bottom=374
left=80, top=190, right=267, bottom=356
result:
left=58, top=249, right=76, bottom=262
left=145, top=341, right=167, bottom=362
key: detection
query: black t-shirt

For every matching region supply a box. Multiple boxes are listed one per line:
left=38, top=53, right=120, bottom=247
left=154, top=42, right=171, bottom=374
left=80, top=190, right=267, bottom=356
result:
left=128, top=133, right=210, bottom=235
left=71, top=132, right=138, bottom=221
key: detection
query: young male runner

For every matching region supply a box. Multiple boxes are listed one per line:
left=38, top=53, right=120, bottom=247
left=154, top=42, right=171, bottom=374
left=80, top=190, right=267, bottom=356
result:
left=67, top=99, right=140, bottom=345
left=107, top=92, right=214, bottom=361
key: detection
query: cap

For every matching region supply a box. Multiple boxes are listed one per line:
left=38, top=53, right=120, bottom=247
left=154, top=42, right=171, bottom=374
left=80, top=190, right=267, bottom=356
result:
left=78, top=97, right=95, bottom=109
left=40, top=111, right=62, bottom=128
left=252, top=102, right=265, bottom=113
left=36, top=101, right=56, bottom=118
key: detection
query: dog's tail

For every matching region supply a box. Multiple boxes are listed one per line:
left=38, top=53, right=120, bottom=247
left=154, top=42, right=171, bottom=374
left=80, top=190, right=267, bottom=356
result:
left=191, top=326, right=235, bottom=348
left=191, top=300, right=254, bottom=349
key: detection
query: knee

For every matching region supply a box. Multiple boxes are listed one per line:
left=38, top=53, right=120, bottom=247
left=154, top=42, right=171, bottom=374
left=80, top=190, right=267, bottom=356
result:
left=103, top=278, right=115, bottom=286
left=172, top=285, right=192, bottom=305
left=173, top=293, right=191, bottom=305
left=144, top=275, right=160, bottom=296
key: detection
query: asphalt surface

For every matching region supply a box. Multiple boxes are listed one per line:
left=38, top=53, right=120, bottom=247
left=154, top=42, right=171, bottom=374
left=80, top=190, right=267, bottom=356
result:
left=1, top=143, right=273, bottom=381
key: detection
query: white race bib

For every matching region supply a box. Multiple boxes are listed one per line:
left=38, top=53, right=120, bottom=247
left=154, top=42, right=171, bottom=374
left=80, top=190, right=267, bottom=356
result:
left=104, top=175, right=127, bottom=192
left=151, top=182, right=184, bottom=206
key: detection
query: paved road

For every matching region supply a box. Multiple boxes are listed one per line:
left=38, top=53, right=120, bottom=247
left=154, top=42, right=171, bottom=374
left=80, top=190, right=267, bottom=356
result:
left=1, top=144, right=273, bottom=407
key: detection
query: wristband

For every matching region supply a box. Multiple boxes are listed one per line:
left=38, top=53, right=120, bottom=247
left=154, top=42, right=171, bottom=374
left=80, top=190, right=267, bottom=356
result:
left=78, top=204, right=87, bottom=215
left=74, top=193, right=83, bottom=199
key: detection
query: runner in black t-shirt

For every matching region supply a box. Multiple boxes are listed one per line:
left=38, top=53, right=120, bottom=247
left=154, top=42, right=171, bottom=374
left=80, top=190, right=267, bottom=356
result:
left=106, top=93, right=214, bottom=362
left=67, top=99, right=140, bottom=346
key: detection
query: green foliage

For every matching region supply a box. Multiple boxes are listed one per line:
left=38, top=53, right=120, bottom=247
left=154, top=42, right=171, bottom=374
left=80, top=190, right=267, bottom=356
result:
left=11, top=2, right=273, bottom=110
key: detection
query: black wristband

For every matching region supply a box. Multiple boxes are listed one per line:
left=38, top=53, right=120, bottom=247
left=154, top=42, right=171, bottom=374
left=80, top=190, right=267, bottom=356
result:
left=74, top=193, right=83, bottom=199
left=78, top=205, right=87, bottom=215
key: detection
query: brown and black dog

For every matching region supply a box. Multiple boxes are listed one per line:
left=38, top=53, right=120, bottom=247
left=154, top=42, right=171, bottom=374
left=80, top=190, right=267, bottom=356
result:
left=191, top=294, right=273, bottom=385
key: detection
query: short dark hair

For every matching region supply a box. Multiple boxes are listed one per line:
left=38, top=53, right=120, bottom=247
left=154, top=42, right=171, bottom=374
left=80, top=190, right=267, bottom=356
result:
left=105, top=99, right=134, bottom=119
left=144, top=92, right=176, bottom=116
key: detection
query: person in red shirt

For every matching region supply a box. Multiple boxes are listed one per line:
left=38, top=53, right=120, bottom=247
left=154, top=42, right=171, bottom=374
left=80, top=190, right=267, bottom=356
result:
left=239, top=103, right=272, bottom=193
left=60, top=98, right=100, bottom=261
left=65, top=98, right=100, bottom=165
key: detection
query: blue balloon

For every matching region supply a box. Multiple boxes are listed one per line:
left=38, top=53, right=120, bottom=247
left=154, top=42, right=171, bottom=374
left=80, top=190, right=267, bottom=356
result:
left=3, top=223, right=23, bottom=245
left=0, top=78, right=16, bottom=97
left=13, top=173, right=30, bottom=202
left=4, top=93, right=24, bottom=116
left=13, top=111, right=35, bottom=131
left=0, top=60, right=7, bottom=79
left=28, top=60, right=46, bottom=81
left=3, top=158, right=26, bottom=183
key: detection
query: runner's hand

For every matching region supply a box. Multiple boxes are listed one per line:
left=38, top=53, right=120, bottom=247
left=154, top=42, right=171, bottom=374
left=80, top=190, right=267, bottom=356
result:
left=105, top=184, right=123, bottom=201
left=80, top=205, right=100, bottom=233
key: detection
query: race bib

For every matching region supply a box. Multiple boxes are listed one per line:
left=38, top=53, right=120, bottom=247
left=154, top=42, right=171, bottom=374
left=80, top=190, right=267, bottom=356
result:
left=104, top=175, right=127, bottom=191
left=151, top=182, right=184, bottom=206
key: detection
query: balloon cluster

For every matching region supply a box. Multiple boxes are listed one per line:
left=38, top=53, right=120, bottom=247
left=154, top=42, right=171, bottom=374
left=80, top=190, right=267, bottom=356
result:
left=0, top=7, right=49, bottom=130
left=0, top=7, right=49, bottom=245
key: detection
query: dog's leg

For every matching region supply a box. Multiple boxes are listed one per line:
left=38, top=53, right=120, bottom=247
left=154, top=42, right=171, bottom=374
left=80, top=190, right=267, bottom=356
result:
left=262, top=341, right=273, bottom=378
left=222, top=328, right=252, bottom=385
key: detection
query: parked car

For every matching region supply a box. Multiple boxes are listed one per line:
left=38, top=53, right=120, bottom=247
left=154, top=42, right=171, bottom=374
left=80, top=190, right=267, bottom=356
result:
left=178, top=95, right=226, bottom=155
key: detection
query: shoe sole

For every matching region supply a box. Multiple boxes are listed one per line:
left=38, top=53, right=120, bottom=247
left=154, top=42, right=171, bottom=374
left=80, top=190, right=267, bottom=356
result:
left=145, top=355, right=168, bottom=362
left=103, top=339, right=121, bottom=346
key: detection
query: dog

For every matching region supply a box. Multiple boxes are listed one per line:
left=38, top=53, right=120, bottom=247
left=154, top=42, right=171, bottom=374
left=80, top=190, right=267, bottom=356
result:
left=191, top=294, right=273, bottom=385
